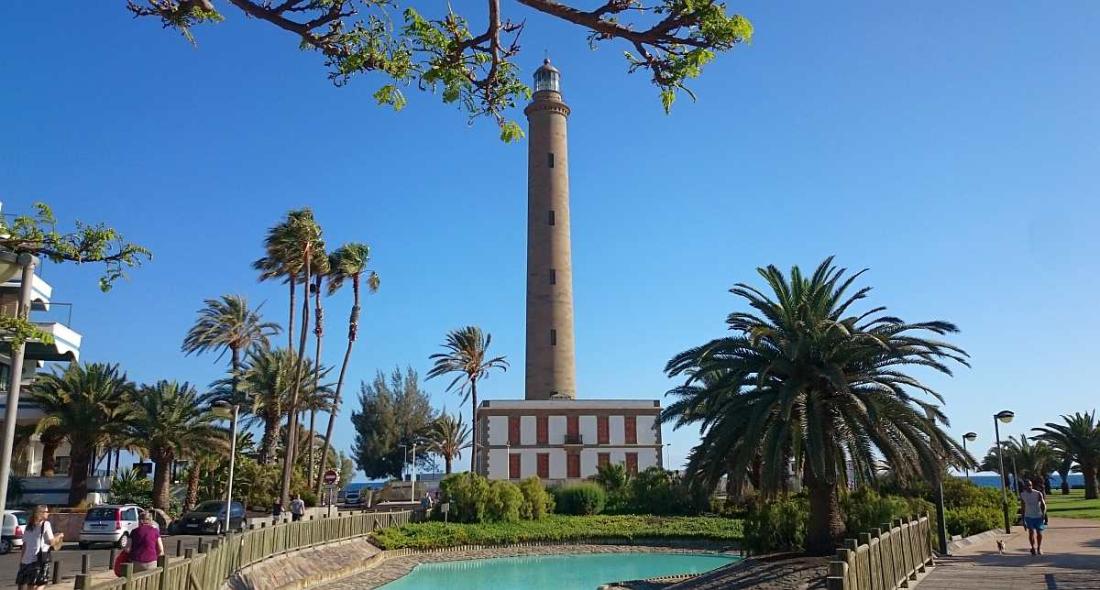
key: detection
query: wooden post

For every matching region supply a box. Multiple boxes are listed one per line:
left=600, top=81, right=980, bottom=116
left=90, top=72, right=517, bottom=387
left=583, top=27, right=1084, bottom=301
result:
left=80, top=553, right=90, bottom=574
left=51, top=560, right=61, bottom=585
left=74, top=574, right=91, bottom=590
left=122, top=563, right=134, bottom=590
left=828, top=561, right=848, bottom=590
left=158, top=555, right=169, bottom=589
left=108, top=548, right=117, bottom=569
left=177, top=539, right=184, bottom=557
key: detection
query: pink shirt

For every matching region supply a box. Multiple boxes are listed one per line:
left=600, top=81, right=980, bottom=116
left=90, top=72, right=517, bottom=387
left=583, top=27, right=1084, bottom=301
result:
left=129, top=524, right=160, bottom=564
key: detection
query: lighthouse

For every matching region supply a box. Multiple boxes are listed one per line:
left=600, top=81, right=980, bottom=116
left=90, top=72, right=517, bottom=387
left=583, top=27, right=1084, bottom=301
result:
left=475, top=60, right=663, bottom=482
left=524, top=59, right=577, bottom=401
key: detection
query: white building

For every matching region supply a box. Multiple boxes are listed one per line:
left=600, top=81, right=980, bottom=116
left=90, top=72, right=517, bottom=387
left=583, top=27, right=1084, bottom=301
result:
left=475, top=61, right=663, bottom=483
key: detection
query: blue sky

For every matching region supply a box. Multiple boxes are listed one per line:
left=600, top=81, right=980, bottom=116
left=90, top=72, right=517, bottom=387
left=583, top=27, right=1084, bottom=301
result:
left=2, top=2, right=1099, bottom=478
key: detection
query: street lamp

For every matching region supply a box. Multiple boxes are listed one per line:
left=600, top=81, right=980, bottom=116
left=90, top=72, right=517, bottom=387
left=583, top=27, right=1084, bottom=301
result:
left=962, top=432, right=978, bottom=481
left=0, top=253, right=37, bottom=519
left=925, top=408, right=949, bottom=556
left=213, top=401, right=240, bottom=535
left=660, top=443, right=671, bottom=470
left=994, top=410, right=1015, bottom=534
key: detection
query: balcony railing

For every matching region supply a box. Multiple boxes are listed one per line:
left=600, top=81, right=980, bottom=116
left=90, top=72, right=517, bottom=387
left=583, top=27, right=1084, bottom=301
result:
left=563, top=434, right=583, bottom=445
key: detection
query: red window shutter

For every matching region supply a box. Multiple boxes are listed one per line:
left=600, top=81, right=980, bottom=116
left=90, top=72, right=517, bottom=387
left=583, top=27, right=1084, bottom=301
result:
left=537, top=416, right=548, bottom=445
left=567, top=415, right=579, bottom=437
left=509, top=416, right=521, bottom=445
left=625, top=416, right=637, bottom=444
left=509, top=454, right=521, bottom=479
left=625, top=452, right=638, bottom=475
left=537, top=453, right=550, bottom=479
left=598, top=453, right=610, bottom=469
left=597, top=416, right=609, bottom=445
left=567, top=453, right=580, bottom=479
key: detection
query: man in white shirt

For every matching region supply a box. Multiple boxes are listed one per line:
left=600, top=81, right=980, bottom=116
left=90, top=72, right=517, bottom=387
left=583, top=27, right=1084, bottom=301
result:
left=289, top=494, right=306, bottom=522
left=1019, top=479, right=1048, bottom=555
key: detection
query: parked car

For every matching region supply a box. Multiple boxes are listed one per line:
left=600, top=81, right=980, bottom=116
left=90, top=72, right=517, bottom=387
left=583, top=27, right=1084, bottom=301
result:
left=1, top=510, right=28, bottom=555
left=175, top=501, right=245, bottom=535
left=79, top=504, right=142, bottom=549
left=343, top=489, right=362, bottom=506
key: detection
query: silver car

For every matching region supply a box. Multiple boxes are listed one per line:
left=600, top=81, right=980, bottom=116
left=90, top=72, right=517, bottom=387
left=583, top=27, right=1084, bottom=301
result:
left=78, top=505, right=142, bottom=549
left=0, top=510, right=28, bottom=555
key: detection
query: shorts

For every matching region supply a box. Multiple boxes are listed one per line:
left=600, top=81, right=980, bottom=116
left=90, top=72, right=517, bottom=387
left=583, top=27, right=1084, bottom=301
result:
left=16, top=561, right=48, bottom=586
left=1023, top=516, right=1046, bottom=531
left=292, top=513, right=303, bottom=522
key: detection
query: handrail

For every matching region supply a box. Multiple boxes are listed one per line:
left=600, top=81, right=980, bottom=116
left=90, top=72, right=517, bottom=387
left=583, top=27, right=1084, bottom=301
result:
left=825, top=514, right=933, bottom=590
left=74, top=510, right=412, bottom=590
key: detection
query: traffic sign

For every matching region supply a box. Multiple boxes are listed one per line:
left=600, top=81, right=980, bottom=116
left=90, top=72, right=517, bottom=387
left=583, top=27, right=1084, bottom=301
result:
left=323, top=469, right=339, bottom=485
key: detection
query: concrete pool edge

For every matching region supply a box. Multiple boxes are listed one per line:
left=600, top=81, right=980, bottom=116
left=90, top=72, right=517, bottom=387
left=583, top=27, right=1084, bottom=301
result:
left=317, top=543, right=742, bottom=590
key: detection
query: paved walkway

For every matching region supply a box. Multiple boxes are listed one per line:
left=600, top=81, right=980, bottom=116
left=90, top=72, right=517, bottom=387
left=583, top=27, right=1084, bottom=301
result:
left=916, top=518, right=1100, bottom=590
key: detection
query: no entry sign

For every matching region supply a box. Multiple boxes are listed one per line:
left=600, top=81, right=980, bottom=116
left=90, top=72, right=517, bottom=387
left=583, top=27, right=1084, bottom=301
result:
left=323, top=469, right=339, bottom=485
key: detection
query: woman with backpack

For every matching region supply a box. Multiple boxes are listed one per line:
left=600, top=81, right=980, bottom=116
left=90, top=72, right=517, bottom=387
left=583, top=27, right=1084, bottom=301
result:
left=16, top=505, right=63, bottom=590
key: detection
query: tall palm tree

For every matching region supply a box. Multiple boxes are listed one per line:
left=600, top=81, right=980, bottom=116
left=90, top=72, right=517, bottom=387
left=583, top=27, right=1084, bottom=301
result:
left=1033, top=412, right=1100, bottom=499
left=430, top=412, right=471, bottom=474
left=30, top=363, right=134, bottom=505
left=663, top=258, right=969, bottom=555
left=427, top=326, right=509, bottom=473
left=124, top=381, right=223, bottom=510
left=31, top=425, right=66, bottom=477
left=316, top=243, right=379, bottom=492
left=296, top=365, right=335, bottom=474
left=182, top=294, right=280, bottom=402
left=1004, top=435, right=1057, bottom=491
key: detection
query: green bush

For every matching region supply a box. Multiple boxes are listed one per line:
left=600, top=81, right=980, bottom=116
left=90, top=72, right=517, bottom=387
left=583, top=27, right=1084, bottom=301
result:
left=517, top=477, right=554, bottom=520
left=944, top=506, right=1001, bottom=538
left=486, top=480, right=523, bottom=522
left=742, top=497, right=808, bottom=554
left=438, top=473, right=491, bottom=523
left=625, top=467, right=707, bottom=516
left=110, top=470, right=153, bottom=506
left=553, top=483, right=606, bottom=515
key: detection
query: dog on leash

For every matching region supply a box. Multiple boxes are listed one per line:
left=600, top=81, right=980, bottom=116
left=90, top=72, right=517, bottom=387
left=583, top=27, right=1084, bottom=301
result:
left=996, top=539, right=1006, bottom=554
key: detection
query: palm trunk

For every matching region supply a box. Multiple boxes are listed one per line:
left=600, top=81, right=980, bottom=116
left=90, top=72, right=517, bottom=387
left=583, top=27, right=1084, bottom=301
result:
left=316, top=275, right=360, bottom=494
left=40, top=436, right=60, bottom=477
left=259, top=414, right=279, bottom=465
left=281, top=245, right=312, bottom=505
left=445, top=455, right=453, bottom=475
left=1084, top=462, right=1098, bottom=500
left=1058, top=468, right=1071, bottom=495
left=152, top=452, right=172, bottom=511
left=804, top=464, right=844, bottom=555
left=68, top=442, right=94, bottom=506
left=470, top=379, right=478, bottom=473
left=185, top=462, right=201, bottom=511
left=308, top=274, right=324, bottom=485
left=288, top=279, right=296, bottom=351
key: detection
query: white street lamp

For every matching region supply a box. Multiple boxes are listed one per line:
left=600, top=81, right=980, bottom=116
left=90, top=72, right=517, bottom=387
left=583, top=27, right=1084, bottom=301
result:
left=213, top=401, right=240, bottom=535
left=994, top=410, right=1015, bottom=533
left=962, top=432, right=978, bottom=481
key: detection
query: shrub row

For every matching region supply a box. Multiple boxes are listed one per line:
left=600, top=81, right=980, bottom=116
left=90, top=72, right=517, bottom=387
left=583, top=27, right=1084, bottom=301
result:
left=436, top=473, right=554, bottom=523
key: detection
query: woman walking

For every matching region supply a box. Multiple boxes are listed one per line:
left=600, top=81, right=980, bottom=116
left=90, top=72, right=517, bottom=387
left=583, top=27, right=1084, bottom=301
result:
left=128, top=510, right=164, bottom=572
left=16, top=505, right=63, bottom=590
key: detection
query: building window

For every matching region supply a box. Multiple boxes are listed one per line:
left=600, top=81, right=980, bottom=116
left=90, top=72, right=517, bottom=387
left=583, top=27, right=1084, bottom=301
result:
left=567, top=453, right=580, bottom=479
left=548, top=210, right=555, bottom=225
left=597, top=416, right=609, bottom=445
left=537, top=453, right=550, bottom=479
left=509, top=454, right=521, bottom=479
left=548, top=153, right=555, bottom=168
left=625, top=452, right=638, bottom=475
left=550, top=329, right=557, bottom=346
left=550, top=269, right=556, bottom=285
left=625, top=416, right=637, bottom=444
left=537, top=415, right=548, bottom=445
left=598, top=453, right=610, bottom=469
left=508, top=416, right=520, bottom=446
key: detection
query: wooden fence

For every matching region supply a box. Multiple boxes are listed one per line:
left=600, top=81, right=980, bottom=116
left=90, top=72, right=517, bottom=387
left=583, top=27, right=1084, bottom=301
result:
left=825, top=515, right=934, bottom=590
left=75, top=510, right=412, bottom=590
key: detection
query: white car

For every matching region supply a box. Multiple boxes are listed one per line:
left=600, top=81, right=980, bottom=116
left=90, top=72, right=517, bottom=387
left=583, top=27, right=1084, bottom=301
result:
left=1, top=510, right=28, bottom=555
left=78, top=504, right=142, bottom=549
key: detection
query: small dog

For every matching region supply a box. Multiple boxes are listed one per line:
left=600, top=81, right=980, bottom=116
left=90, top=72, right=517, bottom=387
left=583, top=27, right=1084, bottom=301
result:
left=996, top=539, right=1006, bottom=554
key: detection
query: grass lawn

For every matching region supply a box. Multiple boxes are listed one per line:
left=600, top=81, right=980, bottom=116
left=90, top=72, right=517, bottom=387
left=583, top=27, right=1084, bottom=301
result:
left=370, top=515, right=744, bottom=550
left=1045, top=488, right=1100, bottom=520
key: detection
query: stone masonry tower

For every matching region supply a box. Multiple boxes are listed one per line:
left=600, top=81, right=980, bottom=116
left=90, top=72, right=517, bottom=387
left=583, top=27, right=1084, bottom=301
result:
left=524, top=59, right=577, bottom=401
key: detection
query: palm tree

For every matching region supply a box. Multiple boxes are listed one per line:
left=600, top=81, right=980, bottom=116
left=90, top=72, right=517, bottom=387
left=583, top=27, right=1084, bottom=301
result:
left=427, top=326, right=509, bottom=473
left=30, top=363, right=134, bottom=505
left=296, top=365, right=335, bottom=474
left=429, top=412, right=471, bottom=474
left=663, top=258, right=970, bottom=554
left=306, top=250, right=330, bottom=484
left=124, top=381, right=223, bottom=510
left=1004, top=435, right=1057, bottom=492
left=182, top=294, right=280, bottom=403
left=31, top=425, right=66, bottom=477
left=316, top=243, right=379, bottom=492
left=1033, top=412, right=1100, bottom=499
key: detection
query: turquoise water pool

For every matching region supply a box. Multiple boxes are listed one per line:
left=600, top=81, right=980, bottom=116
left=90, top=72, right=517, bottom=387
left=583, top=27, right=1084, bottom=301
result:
left=377, top=552, right=737, bottom=590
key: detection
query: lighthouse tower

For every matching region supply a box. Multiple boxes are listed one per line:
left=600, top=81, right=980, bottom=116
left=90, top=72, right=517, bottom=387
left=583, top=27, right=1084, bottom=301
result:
left=523, top=59, right=577, bottom=401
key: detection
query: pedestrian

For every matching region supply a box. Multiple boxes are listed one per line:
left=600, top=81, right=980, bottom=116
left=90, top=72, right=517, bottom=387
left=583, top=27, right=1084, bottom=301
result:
left=128, top=510, right=164, bottom=572
left=16, top=505, right=63, bottom=590
left=271, top=498, right=283, bottom=525
left=289, top=494, right=305, bottom=522
left=1019, top=478, right=1048, bottom=555
left=420, top=491, right=433, bottom=512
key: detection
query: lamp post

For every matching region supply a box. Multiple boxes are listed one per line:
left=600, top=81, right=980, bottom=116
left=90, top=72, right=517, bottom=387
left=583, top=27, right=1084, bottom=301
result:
left=962, top=432, right=978, bottom=481
left=924, top=408, right=949, bottom=556
left=213, top=401, right=240, bottom=535
left=994, top=410, right=1015, bottom=534
left=660, top=443, right=671, bottom=470
left=0, top=253, right=36, bottom=519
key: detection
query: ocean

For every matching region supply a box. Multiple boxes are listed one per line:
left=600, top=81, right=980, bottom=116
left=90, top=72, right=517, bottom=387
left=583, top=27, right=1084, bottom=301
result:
left=963, top=474, right=1086, bottom=489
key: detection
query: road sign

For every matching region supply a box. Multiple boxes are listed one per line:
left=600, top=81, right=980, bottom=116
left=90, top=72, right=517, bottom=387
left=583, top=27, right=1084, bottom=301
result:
left=323, top=469, right=339, bottom=485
